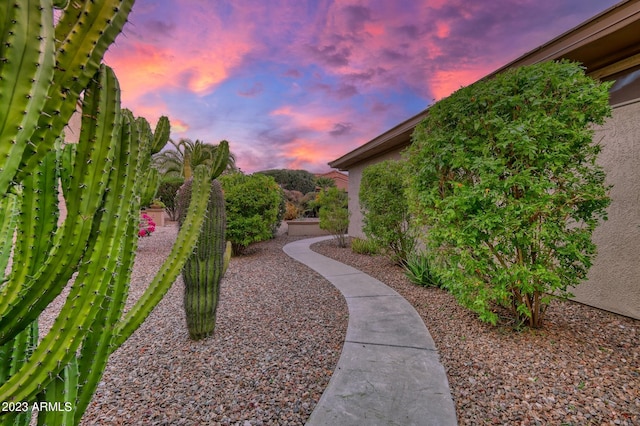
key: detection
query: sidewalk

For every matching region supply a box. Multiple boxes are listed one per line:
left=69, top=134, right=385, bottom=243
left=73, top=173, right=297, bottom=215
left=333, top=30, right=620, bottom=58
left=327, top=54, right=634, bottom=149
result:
left=283, top=236, right=458, bottom=426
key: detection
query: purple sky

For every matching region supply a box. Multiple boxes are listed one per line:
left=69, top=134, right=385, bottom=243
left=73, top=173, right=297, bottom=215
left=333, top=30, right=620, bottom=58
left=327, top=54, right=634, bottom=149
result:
left=104, top=0, right=620, bottom=173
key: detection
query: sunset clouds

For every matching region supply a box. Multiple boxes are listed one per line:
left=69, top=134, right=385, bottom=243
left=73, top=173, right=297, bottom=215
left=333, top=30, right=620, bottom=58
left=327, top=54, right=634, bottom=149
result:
left=104, top=0, right=618, bottom=173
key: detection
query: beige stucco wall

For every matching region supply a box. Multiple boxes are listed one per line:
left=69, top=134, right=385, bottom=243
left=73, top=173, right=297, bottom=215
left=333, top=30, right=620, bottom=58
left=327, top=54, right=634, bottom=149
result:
left=572, top=99, right=640, bottom=319
left=347, top=149, right=404, bottom=239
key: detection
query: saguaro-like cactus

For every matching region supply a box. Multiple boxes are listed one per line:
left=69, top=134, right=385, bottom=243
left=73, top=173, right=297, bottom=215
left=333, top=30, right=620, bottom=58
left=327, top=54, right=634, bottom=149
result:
left=0, top=1, right=230, bottom=424
left=177, top=179, right=232, bottom=340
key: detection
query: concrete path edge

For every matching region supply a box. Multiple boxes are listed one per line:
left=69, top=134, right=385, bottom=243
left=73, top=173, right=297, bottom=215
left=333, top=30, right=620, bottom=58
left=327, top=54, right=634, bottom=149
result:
left=283, top=236, right=458, bottom=426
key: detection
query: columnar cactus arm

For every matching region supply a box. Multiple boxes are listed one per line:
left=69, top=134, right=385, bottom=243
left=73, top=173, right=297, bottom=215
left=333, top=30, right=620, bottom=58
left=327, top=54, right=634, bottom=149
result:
left=0, top=66, right=124, bottom=404
left=0, top=0, right=55, bottom=195
left=74, top=109, right=139, bottom=419
left=0, top=321, right=38, bottom=425
left=140, top=167, right=160, bottom=207
left=0, top=65, right=120, bottom=346
left=151, top=116, right=171, bottom=155
left=58, top=142, right=76, bottom=199
left=210, top=140, right=230, bottom=178
left=112, top=165, right=214, bottom=349
left=17, top=0, right=134, bottom=183
left=182, top=178, right=227, bottom=340
left=11, top=147, right=59, bottom=285
left=0, top=194, right=19, bottom=277
left=36, top=356, right=78, bottom=426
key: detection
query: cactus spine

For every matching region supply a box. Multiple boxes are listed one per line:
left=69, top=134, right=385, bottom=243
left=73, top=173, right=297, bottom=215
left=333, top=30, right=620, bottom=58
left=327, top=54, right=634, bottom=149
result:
left=0, top=1, right=230, bottom=424
left=177, top=178, right=231, bottom=340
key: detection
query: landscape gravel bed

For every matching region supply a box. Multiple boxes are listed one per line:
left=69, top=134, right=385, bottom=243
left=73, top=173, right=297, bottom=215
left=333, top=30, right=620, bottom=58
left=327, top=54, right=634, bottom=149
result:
left=70, top=226, right=348, bottom=425
left=312, top=238, right=640, bottom=426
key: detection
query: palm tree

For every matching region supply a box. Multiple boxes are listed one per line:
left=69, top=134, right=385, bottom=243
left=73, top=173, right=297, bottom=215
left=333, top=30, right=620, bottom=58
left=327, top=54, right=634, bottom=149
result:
left=153, top=138, right=237, bottom=179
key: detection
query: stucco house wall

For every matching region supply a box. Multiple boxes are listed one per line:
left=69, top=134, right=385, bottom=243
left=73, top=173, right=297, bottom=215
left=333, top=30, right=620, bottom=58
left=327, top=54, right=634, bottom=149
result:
left=571, top=100, right=640, bottom=319
left=331, top=0, right=640, bottom=320
left=346, top=149, right=405, bottom=238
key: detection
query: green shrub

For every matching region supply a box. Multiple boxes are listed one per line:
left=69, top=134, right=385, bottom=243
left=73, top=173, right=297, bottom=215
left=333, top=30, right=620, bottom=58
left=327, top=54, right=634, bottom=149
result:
left=314, top=176, right=336, bottom=190
left=405, top=60, right=612, bottom=328
left=350, top=237, right=379, bottom=255
left=301, top=191, right=320, bottom=218
left=157, top=176, right=184, bottom=220
left=219, top=173, right=284, bottom=254
left=256, top=169, right=317, bottom=194
left=360, top=159, right=416, bottom=265
left=316, top=187, right=349, bottom=247
left=403, top=253, right=442, bottom=287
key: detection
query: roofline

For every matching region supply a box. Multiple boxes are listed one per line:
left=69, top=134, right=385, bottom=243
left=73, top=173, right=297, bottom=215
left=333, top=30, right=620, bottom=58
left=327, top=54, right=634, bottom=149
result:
left=328, top=107, right=429, bottom=170
left=485, top=0, right=640, bottom=79
left=329, top=0, right=640, bottom=171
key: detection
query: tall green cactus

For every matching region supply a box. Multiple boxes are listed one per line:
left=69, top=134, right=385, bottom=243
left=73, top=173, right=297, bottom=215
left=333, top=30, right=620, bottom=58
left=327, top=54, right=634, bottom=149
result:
left=0, top=1, right=230, bottom=424
left=177, top=179, right=232, bottom=340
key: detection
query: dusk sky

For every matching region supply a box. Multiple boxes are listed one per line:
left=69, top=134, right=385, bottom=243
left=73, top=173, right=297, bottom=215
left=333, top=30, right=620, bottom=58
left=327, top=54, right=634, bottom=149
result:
left=103, top=0, right=621, bottom=173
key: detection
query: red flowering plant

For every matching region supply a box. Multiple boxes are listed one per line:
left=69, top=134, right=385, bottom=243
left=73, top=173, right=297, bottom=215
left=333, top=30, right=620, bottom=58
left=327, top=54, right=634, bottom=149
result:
left=138, top=213, right=156, bottom=237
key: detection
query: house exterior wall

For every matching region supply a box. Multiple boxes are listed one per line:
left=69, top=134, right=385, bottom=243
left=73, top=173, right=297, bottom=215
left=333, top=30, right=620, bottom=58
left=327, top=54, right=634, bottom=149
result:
left=571, top=99, right=640, bottom=319
left=347, top=149, right=404, bottom=239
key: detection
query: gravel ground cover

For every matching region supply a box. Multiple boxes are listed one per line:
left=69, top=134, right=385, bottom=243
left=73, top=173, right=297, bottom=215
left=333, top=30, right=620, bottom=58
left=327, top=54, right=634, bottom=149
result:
left=61, top=226, right=348, bottom=425
left=312, top=237, right=640, bottom=426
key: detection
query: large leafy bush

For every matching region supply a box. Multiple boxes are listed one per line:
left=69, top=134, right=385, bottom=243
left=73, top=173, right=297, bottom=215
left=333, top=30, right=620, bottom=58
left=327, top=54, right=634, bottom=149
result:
left=405, top=60, right=612, bottom=328
left=360, top=160, right=416, bottom=264
left=256, top=169, right=317, bottom=194
left=156, top=176, right=184, bottom=221
left=316, top=187, right=349, bottom=247
left=219, top=173, right=284, bottom=254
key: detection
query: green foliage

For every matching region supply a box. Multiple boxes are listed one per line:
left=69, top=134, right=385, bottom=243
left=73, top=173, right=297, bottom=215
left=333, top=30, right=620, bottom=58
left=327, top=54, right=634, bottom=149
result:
left=157, top=176, right=185, bottom=221
left=314, top=176, right=336, bottom=190
left=301, top=191, right=320, bottom=218
left=350, top=237, right=379, bottom=255
left=284, top=201, right=300, bottom=220
left=316, top=187, right=349, bottom=247
left=153, top=138, right=237, bottom=179
left=403, top=253, right=442, bottom=287
left=405, top=60, right=612, bottom=328
left=360, top=160, right=416, bottom=265
left=0, top=2, right=227, bottom=423
left=257, top=169, right=317, bottom=194
left=219, top=173, right=284, bottom=254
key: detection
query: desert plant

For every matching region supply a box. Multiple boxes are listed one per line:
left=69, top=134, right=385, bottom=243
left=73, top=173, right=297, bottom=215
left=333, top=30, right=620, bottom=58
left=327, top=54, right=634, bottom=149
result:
left=154, top=138, right=237, bottom=179
left=0, top=1, right=226, bottom=423
left=316, top=187, right=349, bottom=247
left=284, top=201, right=301, bottom=220
left=301, top=191, right=320, bottom=218
left=176, top=177, right=232, bottom=340
left=157, top=176, right=185, bottom=220
left=283, top=189, right=304, bottom=219
left=403, top=253, right=442, bottom=287
left=219, top=173, right=284, bottom=254
left=256, top=169, right=317, bottom=194
left=350, top=237, right=379, bottom=255
left=140, top=168, right=160, bottom=208
left=360, top=159, right=417, bottom=264
left=405, top=60, right=612, bottom=328
left=314, top=176, right=337, bottom=190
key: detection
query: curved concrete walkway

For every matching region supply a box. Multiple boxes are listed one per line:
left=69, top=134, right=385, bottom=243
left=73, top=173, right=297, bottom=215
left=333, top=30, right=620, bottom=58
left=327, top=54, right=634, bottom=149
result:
left=283, top=236, right=458, bottom=426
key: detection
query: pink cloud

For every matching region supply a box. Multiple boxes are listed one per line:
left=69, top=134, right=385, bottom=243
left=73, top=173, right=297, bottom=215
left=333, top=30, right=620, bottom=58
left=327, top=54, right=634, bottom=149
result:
left=429, top=67, right=494, bottom=101
left=102, top=0, right=620, bottom=175
left=105, top=1, right=255, bottom=102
